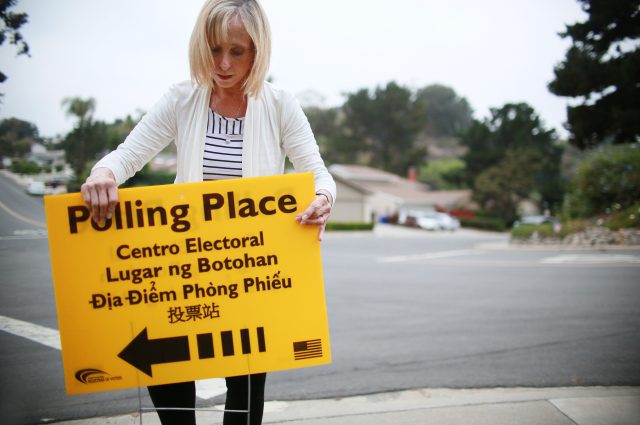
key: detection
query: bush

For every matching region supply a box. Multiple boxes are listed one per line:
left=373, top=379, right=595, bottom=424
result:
left=459, top=216, right=505, bottom=232
left=566, top=143, right=640, bottom=218
left=556, top=219, right=588, bottom=237
left=10, top=159, right=41, bottom=174
left=511, top=223, right=557, bottom=240
left=325, top=222, right=374, bottom=231
left=603, top=204, right=640, bottom=230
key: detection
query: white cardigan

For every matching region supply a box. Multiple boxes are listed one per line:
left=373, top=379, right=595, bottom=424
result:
left=93, top=81, right=336, bottom=203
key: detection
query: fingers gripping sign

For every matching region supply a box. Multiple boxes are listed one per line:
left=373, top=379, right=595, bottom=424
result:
left=81, top=168, right=119, bottom=224
left=295, top=191, right=333, bottom=241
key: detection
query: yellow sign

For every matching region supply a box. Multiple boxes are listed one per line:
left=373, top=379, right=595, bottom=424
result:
left=44, top=173, right=331, bottom=394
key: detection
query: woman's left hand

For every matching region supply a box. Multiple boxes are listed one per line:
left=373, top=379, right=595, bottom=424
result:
left=295, top=191, right=333, bottom=241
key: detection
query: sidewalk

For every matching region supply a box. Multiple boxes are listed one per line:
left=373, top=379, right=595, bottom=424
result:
left=52, top=386, right=640, bottom=425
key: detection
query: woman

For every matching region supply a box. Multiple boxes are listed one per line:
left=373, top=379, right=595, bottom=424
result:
left=81, top=1, right=335, bottom=424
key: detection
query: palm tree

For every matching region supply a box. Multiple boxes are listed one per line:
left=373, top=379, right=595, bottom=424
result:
left=61, top=97, right=96, bottom=129
left=61, top=97, right=99, bottom=185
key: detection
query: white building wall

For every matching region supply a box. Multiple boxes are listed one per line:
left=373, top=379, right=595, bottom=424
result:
left=330, top=181, right=367, bottom=222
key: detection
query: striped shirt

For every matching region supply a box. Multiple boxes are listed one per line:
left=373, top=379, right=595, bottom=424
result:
left=203, top=109, right=244, bottom=181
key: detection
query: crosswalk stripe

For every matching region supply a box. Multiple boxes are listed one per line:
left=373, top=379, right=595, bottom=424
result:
left=540, top=254, right=640, bottom=264
left=379, top=249, right=482, bottom=263
left=0, top=314, right=61, bottom=350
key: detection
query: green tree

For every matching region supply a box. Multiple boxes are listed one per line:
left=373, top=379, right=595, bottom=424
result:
left=1, top=0, right=30, bottom=85
left=473, top=149, right=541, bottom=225
left=341, top=81, right=426, bottom=175
left=418, top=158, right=466, bottom=190
left=61, top=97, right=106, bottom=182
left=461, top=103, right=564, bottom=214
left=62, top=97, right=96, bottom=129
left=0, top=116, right=38, bottom=160
left=104, top=114, right=138, bottom=151
left=304, top=106, right=353, bottom=165
left=416, top=84, right=473, bottom=138
left=548, top=0, right=640, bottom=148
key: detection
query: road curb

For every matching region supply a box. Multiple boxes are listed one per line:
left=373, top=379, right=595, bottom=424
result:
left=48, top=386, right=640, bottom=425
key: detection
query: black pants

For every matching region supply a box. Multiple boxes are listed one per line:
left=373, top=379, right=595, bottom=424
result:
left=147, top=373, right=267, bottom=425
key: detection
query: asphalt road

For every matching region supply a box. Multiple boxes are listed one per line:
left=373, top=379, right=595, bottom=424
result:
left=1, top=171, right=639, bottom=424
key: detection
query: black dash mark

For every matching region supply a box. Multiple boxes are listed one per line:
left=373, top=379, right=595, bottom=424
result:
left=240, top=329, right=251, bottom=354
left=199, top=328, right=264, bottom=359
left=197, top=333, right=214, bottom=359
left=257, top=327, right=266, bottom=352
left=221, top=331, right=234, bottom=356
left=293, top=339, right=322, bottom=360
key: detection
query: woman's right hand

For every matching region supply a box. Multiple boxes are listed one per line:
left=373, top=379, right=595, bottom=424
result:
left=80, top=167, right=118, bottom=223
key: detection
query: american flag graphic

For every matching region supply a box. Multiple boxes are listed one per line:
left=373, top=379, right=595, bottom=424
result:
left=293, top=339, right=323, bottom=360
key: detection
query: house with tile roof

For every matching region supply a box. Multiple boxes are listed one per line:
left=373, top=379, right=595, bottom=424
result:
left=329, top=164, right=473, bottom=223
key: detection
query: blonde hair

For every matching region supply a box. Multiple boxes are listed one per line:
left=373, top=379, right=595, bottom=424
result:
left=189, top=0, right=271, bottom=97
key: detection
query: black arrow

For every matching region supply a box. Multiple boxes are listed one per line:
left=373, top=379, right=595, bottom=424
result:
left=118, top=328, right=190, bottom=377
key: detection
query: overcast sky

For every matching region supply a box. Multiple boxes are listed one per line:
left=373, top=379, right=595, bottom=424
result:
left=0, top=0, right=585, bottom=139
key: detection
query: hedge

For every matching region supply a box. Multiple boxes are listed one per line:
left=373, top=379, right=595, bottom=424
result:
left=459, top=216, right=506, bottom=232
left=10, top=159, right=41, bottom=175
left=325, top=222, right=374, bottom=231
left=510, top=223, right=557, bottom=240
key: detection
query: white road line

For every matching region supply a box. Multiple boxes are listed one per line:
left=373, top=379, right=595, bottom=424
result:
left=0, top=314, right=226, bottom=399
left=540, top=254, right=640, bottom=264
left=0, top=314, right=61, bottom=350
left=0, top=199, right=47, bottom=228
left=13, top=229, right=48, bottom=236
left=0, top=229, right=49, bottom=240
left=0, top=235, right=49, bottom=240
left=379, top=249, right=483, bottom=263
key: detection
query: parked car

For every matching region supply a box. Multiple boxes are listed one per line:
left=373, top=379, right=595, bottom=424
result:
left=415, top=213, right=441, bottom=230
left=26, top=180, right=67, bottom=196
left=27, top=181, right=46, bottom=195
left=45, top=178, right=68, bottom=194
left=416, top=212, right=461, bottom=231
left=434, top=212, right=461, bottom=231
